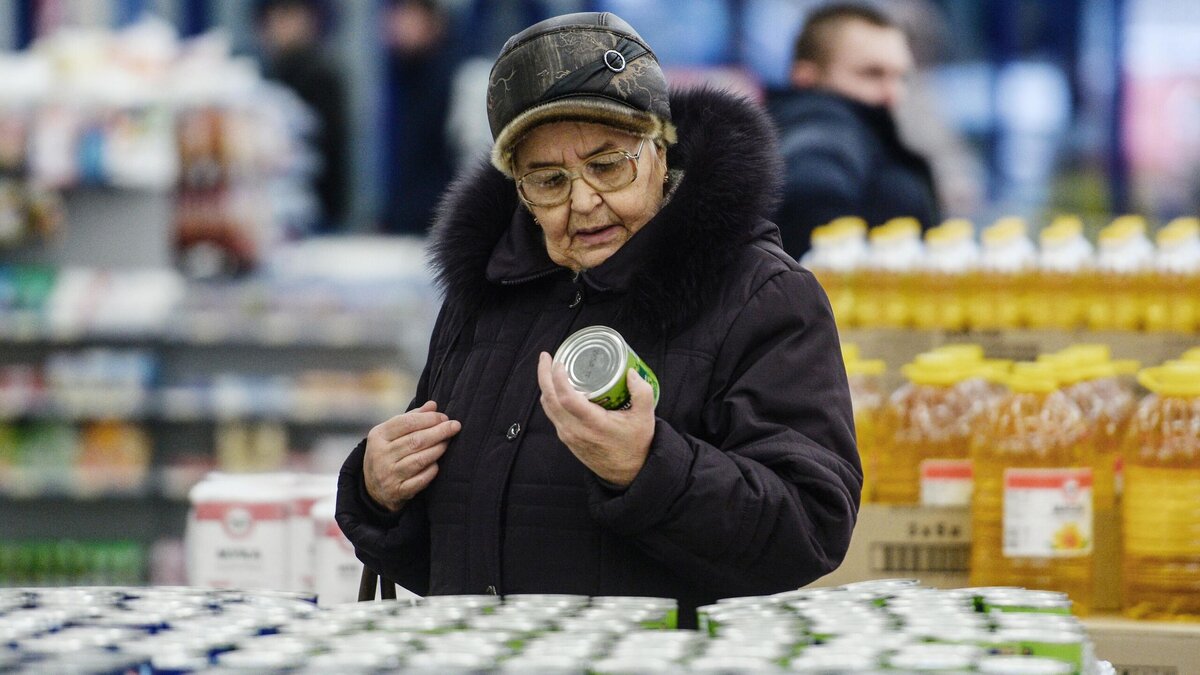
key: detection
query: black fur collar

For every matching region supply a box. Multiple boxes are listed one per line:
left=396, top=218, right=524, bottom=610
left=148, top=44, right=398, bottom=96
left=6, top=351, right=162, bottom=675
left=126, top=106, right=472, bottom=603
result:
left=427, top=87, right=783, bottom=335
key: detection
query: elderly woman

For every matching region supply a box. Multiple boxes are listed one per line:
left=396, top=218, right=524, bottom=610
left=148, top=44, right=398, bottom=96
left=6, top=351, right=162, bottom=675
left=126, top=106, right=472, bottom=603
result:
left=337, top=12, right=860, bottom=625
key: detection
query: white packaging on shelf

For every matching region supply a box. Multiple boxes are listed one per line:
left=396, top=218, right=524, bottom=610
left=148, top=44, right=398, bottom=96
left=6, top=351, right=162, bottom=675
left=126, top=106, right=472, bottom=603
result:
left=186, top=472, right=294, bottom=590
left=311, top=495, right=361, bottom=607
left=288, top=474, right=337, bottom=593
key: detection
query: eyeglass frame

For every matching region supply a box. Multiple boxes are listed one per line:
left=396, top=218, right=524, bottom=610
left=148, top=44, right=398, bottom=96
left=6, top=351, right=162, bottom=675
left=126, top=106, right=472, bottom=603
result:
left=515, top=137, right=648, bottom=208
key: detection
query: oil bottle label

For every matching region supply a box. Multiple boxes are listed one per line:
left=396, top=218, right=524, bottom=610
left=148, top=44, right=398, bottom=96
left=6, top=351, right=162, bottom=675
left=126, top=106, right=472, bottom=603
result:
left=920, top=459, right=973, bottom=506
left=1002, top=468, right=1093, bottom=558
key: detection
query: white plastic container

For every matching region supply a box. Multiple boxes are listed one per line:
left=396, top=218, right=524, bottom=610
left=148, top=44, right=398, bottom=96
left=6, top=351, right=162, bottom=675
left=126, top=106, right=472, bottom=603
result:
left=186, top=473, right=294, bottom=590
left=287, top=474, right=336, bottom=592
left=311, top=495, right=363, bottom=606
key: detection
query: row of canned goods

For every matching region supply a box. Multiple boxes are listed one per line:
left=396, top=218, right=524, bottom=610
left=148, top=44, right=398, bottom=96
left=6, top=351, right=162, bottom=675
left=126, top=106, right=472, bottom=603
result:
left=0, top=581, right=1112, bottom=674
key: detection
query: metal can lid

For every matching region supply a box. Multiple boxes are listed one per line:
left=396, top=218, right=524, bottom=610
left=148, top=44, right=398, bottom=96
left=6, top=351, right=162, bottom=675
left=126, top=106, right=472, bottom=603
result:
left=554, top=326, right=627, bottom=399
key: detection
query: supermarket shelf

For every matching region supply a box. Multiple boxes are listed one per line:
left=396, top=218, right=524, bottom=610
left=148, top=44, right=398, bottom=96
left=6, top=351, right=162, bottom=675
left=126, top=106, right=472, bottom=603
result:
left=838, top=327, right=1198, bottom=381
left=0, top=396, right=396, bottom=424
left=0, top=313, right=411, bottom=350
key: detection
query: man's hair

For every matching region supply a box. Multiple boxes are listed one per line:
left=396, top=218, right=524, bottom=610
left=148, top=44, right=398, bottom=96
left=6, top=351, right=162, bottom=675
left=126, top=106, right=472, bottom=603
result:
left=792, top=3, right=897, bottom=66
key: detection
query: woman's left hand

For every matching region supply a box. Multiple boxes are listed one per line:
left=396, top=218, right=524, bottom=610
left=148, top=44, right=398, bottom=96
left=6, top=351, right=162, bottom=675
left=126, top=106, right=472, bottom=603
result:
left=537, top=351, right=655, bottom=488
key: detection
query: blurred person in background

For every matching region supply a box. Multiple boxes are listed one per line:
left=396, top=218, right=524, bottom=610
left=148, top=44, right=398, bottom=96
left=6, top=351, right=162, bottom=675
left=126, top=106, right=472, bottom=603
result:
left=255, top=0, right=349, bottom=232
left=336, top=12, right=860, bottom=625
left=767, top=2, right=939, bottom=258
left=382, top=0, right=458, bottom=235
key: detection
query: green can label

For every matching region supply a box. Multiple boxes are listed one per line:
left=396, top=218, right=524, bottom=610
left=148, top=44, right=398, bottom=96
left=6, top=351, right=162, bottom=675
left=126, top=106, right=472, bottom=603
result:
left=554, top=326, right=660, bottom=410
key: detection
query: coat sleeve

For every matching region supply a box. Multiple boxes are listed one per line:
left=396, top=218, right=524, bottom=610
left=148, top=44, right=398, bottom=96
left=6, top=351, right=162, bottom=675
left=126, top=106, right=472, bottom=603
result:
left=333, top=302, right=454, bottom=596
left=588, top=268, right=862, bottom=597
left=774, top=115, right=873, bottom=258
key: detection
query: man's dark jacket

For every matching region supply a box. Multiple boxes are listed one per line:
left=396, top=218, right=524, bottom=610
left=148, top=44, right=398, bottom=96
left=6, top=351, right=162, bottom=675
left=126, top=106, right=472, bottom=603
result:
left=766, top=88, right=939, bottom=259
left=337, top=88, right=861, bottom=624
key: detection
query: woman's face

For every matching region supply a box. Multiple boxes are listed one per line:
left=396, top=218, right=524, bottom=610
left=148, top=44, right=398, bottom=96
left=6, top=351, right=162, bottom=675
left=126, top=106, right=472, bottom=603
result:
left=513, top=121, right=667, bottom=271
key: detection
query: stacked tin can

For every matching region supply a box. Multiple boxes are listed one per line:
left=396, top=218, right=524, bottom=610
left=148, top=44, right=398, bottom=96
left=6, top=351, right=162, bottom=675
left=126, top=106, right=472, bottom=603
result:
left=0, top=581, right=1112, bottom=673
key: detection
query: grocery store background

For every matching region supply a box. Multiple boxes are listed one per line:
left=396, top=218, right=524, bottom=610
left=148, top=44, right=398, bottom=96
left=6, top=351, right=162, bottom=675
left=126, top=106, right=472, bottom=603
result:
left=0, top=0, right=1198, bottom=616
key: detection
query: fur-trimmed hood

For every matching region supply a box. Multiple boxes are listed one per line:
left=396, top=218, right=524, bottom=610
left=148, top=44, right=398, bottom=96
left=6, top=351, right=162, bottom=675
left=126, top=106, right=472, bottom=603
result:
left=427, top=87, right=784, bottom=335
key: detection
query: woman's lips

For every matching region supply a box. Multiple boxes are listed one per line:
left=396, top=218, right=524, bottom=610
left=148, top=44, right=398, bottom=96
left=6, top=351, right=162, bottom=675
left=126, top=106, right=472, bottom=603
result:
left=574, top=224, right=622, bottom=246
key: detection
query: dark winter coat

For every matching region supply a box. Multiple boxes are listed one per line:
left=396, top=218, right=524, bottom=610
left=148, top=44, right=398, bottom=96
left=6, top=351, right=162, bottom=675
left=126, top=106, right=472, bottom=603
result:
left=766, top=88, right=939, bottom=259
left=336, top=88, right=861, bottom=625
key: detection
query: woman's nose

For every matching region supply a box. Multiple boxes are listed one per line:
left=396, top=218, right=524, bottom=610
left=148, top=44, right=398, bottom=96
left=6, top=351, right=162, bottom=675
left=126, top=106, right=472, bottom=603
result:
left=569, top=175, right=602, bottom=212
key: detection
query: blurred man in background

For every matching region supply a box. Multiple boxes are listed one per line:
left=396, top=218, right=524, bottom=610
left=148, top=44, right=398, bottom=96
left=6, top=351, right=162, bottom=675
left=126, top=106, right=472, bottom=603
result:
left=256, top=0, right=349, bottom=232
left=767, top=3, right=939, bottom=258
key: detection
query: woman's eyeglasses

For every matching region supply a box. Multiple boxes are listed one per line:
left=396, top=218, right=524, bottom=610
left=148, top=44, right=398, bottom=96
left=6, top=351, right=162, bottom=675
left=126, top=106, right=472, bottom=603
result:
left=517, top=139, right=646, bottom=207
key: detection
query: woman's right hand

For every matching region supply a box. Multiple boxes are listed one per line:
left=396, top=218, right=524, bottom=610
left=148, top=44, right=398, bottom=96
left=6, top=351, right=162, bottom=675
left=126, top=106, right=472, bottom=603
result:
left=364, top=400, right=462, bottom=512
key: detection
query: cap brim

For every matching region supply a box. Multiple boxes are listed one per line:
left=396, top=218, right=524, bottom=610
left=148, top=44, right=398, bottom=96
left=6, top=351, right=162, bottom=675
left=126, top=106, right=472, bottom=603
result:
left=491, top=95, right=675, bottom=177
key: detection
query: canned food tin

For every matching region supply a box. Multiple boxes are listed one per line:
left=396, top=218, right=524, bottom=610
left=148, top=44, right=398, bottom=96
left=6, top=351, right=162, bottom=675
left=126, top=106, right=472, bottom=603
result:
left=976, top=655, right=1074, bottom=674
left=553, top=326, right=660, bottom=410
left=990, top=628, right=1085, bottom=671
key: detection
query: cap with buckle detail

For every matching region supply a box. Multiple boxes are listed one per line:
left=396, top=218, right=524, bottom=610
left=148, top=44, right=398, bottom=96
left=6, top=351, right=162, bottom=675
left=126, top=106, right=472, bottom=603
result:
left=486, top=12, right=675, bottom=176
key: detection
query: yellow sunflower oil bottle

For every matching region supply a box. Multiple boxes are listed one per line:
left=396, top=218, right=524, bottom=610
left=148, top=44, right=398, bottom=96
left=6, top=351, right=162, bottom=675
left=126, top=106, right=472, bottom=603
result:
left=1144, top=217, right=1200, bottom=333
left=875, top=352, right=982, bottom=506
left=1089, top=216, right=1154, bottom=331
left=1030, top=216, right=1093, bottom=329
left=1122, top=360, right=1200, bottom=620
left=970, top=362, right=1095, bottom=615
left=969, top=217, right=1036, bottom=330
left=914, top=219, right=977, bottom=330
left=1040, top=346, right=1137, bottom=511
left=855, top=218, right=923, bottom=328
left=843, top=344, right=886, bottom=503
left=801, top=217, right=867, bottom=328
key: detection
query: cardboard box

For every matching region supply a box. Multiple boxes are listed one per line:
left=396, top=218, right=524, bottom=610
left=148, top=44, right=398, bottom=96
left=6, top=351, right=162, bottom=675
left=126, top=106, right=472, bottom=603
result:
left=810, top=504, right=1122, bottom=613
left=810, top=504, right=972, bottom=589
left=1084, top=616, right=1200, bottom=675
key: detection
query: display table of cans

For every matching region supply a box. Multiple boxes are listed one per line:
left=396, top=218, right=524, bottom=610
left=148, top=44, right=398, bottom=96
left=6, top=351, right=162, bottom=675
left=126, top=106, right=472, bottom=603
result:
left=0, top=580, right=1114, bottom=673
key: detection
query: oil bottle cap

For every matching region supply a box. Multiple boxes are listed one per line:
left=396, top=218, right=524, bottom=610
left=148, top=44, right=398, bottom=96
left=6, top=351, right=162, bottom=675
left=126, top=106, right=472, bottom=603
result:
left=902, top=352, right=967, bottom=386
left=982, top=217, right=1027, bottom=246
left=810, top=224, right=837, bottom=245
left=1156, top=217, right=1200, bottom=246
left=1005, top=362, right=1060, bottom=393
left=847, top=358, right=886, bottom=377
left=1058, top=344, right=1111, bottom=364
left=881, top=217, right=921, bottom=238
left=1137, top=360, right=1200, bottom=397
left=828, top=216, right=868, bottom=237
left=925, top=219, right=974, bottom=246
left=1039, top=215, right=1084, bottom=245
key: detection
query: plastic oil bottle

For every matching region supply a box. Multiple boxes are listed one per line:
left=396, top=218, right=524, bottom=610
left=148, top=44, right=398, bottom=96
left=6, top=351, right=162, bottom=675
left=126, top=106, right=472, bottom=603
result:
left=1041, top=345, right=1137, bottom=512
left=875, top=352, right=982, bottom=506
left=1029, top=215, right=1093, bottom=329
left=970, top=362, right=1095, bottom=615
left=854, top=218, right=923, bottom=328
left=1089, top=216, right=1154, bottom=331
left=801, top=217, right=867, bottom=328
left=914, top=219, right=978, bottom=330
left=1144, top=217, right=1200, bottom=333
left=1122, top=360, right=1200, bottom=620
left=969, top=217, right=1036, bottom=330
left=842, top=344, right=886, bottom=503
